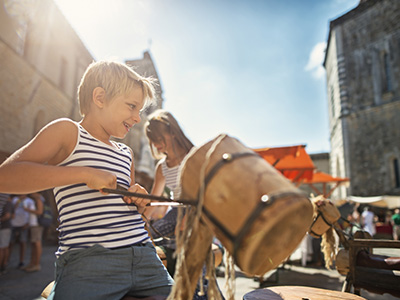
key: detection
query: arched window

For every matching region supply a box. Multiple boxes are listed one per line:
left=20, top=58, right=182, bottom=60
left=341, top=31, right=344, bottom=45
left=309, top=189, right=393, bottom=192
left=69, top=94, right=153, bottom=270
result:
left=33, top=110, right=45, bottom=137
left=329, top=87, right=335, bottom=119
left=336, top=158, right=343, bottom=199
left=393, top=158, right=400, bottom=189
left=382, top=52, right=392, bottom=94
left=59, top=57, right=68, bottom=93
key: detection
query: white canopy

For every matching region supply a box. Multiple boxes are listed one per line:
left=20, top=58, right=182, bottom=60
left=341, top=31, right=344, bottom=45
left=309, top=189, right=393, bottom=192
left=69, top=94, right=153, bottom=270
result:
left=347, top=195, right=400, bottom=209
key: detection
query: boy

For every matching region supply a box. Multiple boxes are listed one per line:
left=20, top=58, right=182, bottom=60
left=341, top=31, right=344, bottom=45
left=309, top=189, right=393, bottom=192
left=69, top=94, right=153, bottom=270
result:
left=0, top=61, right=173, bottom=299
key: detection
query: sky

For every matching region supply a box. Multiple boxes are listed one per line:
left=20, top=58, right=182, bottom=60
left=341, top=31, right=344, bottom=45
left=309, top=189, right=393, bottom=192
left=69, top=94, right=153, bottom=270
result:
left=54, top=0, right=359, bottom=154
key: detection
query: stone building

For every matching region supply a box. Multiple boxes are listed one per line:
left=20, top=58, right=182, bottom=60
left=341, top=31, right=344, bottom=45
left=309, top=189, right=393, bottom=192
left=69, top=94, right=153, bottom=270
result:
left=0, top=0, right=94, bottom=237
left=298, top=152, right=331, bottom=197
left=0, top=0, right=93, bottom=162
left=310, top=153, right=330, bottom=176
left=324, top=0, right=400, bottom=199
left=0, top=0, right=162, bottom=189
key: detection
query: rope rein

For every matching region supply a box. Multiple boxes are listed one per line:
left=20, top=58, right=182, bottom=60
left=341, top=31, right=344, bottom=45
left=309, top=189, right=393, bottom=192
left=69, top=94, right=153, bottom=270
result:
left=168, top=134, right=227, bottom=300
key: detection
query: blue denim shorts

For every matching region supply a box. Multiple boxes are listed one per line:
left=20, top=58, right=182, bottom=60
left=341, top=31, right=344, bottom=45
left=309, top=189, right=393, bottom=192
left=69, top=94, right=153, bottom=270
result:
left=47, top=242, right=173, bottom=300
left=11, top=227, right=28, bottom=243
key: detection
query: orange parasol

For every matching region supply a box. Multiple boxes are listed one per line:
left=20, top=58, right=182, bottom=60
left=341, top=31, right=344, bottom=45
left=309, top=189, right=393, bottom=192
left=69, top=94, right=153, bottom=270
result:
left=253, top=145, right=315, bottom=183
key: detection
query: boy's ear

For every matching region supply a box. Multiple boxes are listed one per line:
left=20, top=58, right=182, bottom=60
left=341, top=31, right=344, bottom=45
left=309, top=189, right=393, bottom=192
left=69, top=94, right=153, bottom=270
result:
left=93, top=87, right=106, bottom=108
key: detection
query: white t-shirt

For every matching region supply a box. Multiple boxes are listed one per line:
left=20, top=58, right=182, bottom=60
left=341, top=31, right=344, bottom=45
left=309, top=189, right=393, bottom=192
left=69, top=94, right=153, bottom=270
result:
left=25, top=197, right=38, bottom=226
left=362, top=210, right=376, bottom=236
left=11, top=197, right=31, bottom=227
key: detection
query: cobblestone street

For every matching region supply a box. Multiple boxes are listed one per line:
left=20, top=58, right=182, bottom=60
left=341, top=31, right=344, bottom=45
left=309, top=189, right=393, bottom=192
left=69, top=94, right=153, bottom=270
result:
left=0, top=242, right=398, bottom=300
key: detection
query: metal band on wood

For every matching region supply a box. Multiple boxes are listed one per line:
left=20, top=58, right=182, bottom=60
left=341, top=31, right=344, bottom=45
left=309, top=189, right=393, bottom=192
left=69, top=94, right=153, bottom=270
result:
left=197, top=151, right=301, bottom=264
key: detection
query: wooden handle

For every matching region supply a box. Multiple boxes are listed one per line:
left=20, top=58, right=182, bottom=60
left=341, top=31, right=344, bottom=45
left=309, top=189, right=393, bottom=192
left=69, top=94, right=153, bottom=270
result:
left=101, top=188, right=197, bottom=205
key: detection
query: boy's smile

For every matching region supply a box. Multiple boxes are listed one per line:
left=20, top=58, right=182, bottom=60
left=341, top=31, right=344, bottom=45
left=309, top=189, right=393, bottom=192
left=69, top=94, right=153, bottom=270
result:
left=123, top=121, right=132, bottom=132
left=84, top=86, right=145, bottom=144
left=108, top=87, right=145, bottom=139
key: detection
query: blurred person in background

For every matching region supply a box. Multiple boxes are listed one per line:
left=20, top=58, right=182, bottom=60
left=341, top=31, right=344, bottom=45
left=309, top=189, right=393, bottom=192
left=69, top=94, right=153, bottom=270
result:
left=391, top=208, right=400, bottom=240
left=0, top=193, right=13, bottom=274
left=22, top=192, right=44, bottom=272
left=9, top=194, right=32, bottom=269
left=361, top=206, right=376, bottom=237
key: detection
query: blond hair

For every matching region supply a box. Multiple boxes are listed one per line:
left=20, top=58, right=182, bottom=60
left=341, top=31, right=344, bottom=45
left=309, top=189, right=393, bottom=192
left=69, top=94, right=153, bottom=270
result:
left=78, top=60, right=156, bottom=116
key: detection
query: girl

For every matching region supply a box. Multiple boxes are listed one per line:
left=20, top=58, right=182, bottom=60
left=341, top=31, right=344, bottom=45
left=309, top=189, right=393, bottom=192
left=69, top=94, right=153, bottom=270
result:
left=144, top=109, right=194, bottom=276
left=144, top=110, right=225, bottom=300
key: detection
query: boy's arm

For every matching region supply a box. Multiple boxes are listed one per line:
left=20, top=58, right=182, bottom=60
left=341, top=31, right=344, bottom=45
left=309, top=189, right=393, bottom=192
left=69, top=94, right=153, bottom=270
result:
left=122, top=147, right=150, bottom=213
left=0, top=119, right=117, bottom=194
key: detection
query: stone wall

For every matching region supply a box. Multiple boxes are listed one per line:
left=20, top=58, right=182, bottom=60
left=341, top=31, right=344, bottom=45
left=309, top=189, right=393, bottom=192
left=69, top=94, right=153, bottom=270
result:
left=347, top=101, right=400, bottom=195
left=325, top=0, right=400, bottom=198
left=0, top=40, right=76, bottom=156
left=340, top=0, right=400, bottom=111
left=340, top=0, right=400, bottom=196
left=0, top=0, right=94, bottom=162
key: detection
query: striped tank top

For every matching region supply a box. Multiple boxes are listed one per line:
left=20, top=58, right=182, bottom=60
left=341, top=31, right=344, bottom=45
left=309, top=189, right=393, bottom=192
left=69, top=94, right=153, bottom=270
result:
left=149, top=158, right=182, bottom=248
left=53, top=123, right=150, bottom=256
left=160, top=157, right=181, bottom=199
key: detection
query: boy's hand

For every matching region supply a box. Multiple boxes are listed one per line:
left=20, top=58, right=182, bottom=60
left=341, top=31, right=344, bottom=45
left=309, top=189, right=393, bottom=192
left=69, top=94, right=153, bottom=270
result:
left=124, top=184, right=150, bottom=213
left=86, top=168, right=117, bottom=191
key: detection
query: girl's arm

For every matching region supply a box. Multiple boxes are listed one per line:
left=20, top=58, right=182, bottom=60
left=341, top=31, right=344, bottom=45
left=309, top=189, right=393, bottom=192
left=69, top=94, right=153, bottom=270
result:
left=151, top=161, right=166, bottom=196
left=142, top=161, right=168, bottom=220
left=0, top=119, right=117, bottom=194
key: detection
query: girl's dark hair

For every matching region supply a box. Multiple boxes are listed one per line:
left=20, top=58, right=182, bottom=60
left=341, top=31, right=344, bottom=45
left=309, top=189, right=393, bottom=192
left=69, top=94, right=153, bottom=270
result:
left=144, top=109, right=193, bottom=159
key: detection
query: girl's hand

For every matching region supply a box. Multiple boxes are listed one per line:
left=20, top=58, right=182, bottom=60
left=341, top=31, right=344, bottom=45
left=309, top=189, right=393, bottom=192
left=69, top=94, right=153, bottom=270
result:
left=124, top=184, right=150, bottom=213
